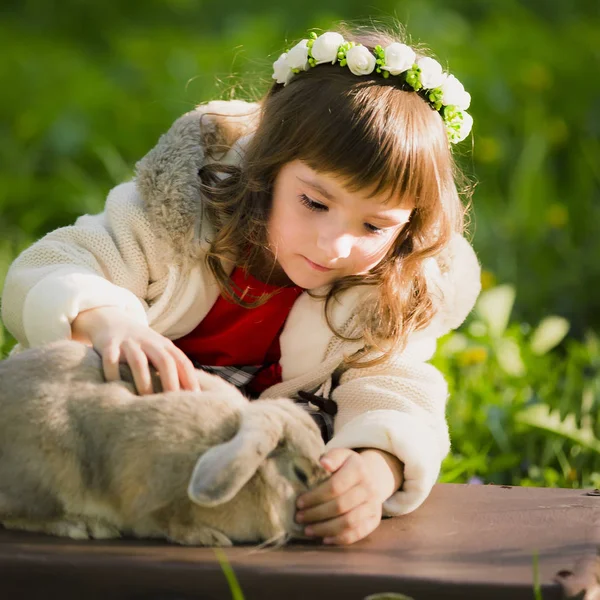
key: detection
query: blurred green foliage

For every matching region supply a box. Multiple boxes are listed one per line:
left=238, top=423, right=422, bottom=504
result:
left=434, top=284, right=600, bottom=488
left=0, top=0, right=599, bottom=487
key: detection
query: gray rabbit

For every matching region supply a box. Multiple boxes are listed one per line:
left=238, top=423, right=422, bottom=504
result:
left=0, top=340, right=328, bottom=546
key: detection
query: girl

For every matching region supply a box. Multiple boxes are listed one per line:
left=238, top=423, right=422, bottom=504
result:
left=1, top=24, right=480, bottom=546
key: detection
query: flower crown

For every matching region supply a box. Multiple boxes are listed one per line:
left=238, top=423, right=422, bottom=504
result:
left=272, top=31, right=473, bottom=144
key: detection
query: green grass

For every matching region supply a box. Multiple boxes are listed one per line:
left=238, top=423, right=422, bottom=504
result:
left=434, top=284, right=600, bottom=488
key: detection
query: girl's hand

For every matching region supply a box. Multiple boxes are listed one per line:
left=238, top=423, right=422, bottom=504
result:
left=71, top=306, right=200, bottom=396
left=295, top=447, right=403, bottom=546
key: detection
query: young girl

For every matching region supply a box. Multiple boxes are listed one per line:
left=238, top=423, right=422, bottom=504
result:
left=1, top=24, right=480, bottom=546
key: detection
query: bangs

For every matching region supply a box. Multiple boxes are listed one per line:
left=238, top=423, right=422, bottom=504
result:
left=276, top=71, right=449, bottom=208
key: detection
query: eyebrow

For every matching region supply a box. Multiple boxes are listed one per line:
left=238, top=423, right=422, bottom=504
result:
left=297, top=176, right=408, bottom=225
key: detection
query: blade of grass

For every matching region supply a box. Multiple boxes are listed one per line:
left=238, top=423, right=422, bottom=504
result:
left=532, top=550, right=542, bottom=600
left=214, top=547, right=245, bottom=600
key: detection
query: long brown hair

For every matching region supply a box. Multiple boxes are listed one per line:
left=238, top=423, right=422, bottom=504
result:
left=199, top=22, right=471, bottom=368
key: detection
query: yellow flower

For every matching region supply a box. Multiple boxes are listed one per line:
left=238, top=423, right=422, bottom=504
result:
left=457, top=347, right=488, bottom=367
left=480, top=270, right=496, bottom=291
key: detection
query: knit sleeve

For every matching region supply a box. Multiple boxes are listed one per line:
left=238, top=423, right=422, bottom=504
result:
left=1, top=182, right=165, bottom=348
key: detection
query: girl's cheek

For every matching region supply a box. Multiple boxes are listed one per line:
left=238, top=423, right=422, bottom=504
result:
left=356, top=238, right=395, bottom=268
left=299, top=208, right=321, bottom=229
left=358, top=236, right=389, bottom=257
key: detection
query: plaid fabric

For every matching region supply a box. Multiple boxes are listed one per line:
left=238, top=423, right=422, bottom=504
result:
left=295, top=390, right=337, bottom=444
left=295, top=402, right=335, bottom=444
left=192, top=362, right=259, bottom=388
left=193, top=362, right=335, bottom=443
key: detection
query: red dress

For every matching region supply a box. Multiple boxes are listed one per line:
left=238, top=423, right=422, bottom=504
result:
left=173, top=266, right=304, bottom=396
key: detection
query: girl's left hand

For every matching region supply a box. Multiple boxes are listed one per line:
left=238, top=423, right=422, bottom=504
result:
left=295, top=448, right=386, bottom=546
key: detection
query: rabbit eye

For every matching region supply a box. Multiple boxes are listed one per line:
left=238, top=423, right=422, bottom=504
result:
left=293, top=465, right=309, bottom=485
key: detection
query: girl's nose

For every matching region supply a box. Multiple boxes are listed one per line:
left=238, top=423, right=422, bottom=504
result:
left=316, top=230, right=354, bottom=260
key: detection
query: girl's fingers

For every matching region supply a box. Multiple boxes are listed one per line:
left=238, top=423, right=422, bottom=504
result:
left=168, top=345, right=201, bottom=392
left=298, top=451, right=361, bottom=509
left=302, top=501, right=380, bottom=543
left=320, top=448, right=355, bottom=472
left=296, top=483, right=367, bottom=524
left=102, top=342, right=122, bottom=383
left=122, top=341, right=153, bottom=395
left=145, top=345, right=180, bottom=393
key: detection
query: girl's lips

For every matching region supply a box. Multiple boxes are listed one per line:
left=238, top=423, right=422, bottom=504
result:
left=303, top=256, right=333, bottom=272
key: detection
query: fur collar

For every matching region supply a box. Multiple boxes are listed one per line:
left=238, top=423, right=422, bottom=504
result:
left=135, top=100, right=261, bottom=262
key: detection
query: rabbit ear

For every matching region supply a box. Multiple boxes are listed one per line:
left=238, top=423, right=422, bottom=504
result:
left=187, top=406, right=283, bottom=507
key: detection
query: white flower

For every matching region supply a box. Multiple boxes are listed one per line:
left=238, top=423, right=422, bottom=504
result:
left=417, top=57, right=446, bottom=89
left=345, top=45, right=376, bottom=76
left=381, top=42, right=415, bottom=76
left=454, top=111, right=473, bottom=143
left=286, top=39, right=310, bottom=72
left=441, top=74, right=471, bottom=110
left=311, top=32, right=344, bottom=65
left=272, top=52, right=294, bottom=85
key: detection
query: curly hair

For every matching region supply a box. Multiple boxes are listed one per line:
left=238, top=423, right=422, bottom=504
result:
left=198, top=23, right=471, bottom=368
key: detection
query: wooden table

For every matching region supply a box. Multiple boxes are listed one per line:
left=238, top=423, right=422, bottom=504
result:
left=1, top=483, right=598, bottom=599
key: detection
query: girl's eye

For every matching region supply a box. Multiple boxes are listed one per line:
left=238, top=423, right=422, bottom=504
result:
left=364, top=223, right=384, bottom=235
left=299, top=193, right=385, bottom=235
left=298, top=194, right=327, bottom=212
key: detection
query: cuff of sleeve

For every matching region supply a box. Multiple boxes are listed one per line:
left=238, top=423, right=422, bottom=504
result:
left=324, top=409, right=445, bottom=516
left=23, top=267, right=148, bottom=347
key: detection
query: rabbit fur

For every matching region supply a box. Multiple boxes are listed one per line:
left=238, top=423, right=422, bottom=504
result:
left=0, top=340, right=328, bottom=546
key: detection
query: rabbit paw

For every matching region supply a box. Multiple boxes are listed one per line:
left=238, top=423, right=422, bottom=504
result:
left=54, top=519, right=93, bottom=539
left=1, top=518, right=90, bottom=539
left=85, top=520, right=122, bottom=539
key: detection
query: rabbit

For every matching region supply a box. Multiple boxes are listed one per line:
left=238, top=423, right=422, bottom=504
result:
left=0, top=340, right=329, bottom=546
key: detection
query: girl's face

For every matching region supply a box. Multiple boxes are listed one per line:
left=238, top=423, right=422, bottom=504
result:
left=267, top=160, right=414, bottom=289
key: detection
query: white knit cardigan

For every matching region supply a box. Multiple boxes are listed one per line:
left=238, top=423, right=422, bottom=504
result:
left=1, top=100, right=482, bottom=516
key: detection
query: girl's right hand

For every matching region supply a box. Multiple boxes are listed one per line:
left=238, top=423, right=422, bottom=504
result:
left=71, top=306, right=201, bottom=396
